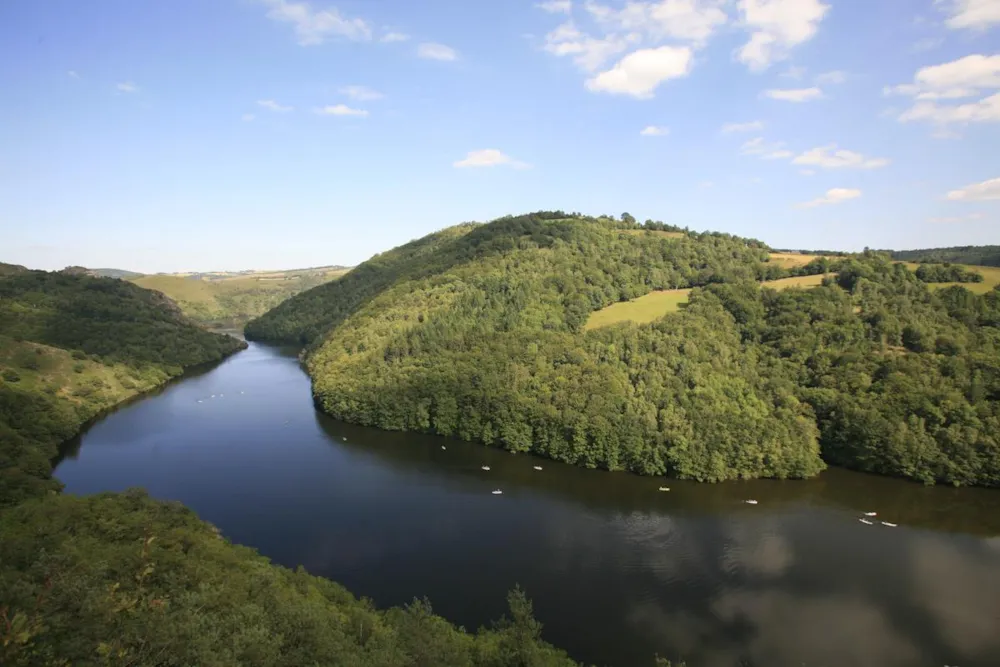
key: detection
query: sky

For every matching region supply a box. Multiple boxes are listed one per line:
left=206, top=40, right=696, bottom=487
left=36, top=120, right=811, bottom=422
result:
left=1, top=0, right=998, bottom=273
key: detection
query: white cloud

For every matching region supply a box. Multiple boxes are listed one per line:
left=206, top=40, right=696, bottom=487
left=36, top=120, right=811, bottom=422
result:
left=928, top=212, right=985, bottom=222
left=257, top=99, right=293, bottom=112
left=116, top=82, right=138, bottom=93
left=939, top=0, right=1000, bottom=30
left=763, top=86, right=823, bottom=101
left=453, top=149, right=531, bottom=169
left=315, top=104, right=368, bottom=117
left=541, top=1, right=727, bottom=91
left=543, top=22, right=631, bottom=72
left=340, top=85, right=383, bottom=101
left=815, top=69, right=845, bottom=84
left=741, top=136, right=793, bottom=159
left=67, top=70, right=80, bottom=79
left=586, top=45, right=693, bottom=98
left=946, top=176, right=1000, bottom=201
left=640, top=125, right=670, bottom=135
left=736, top=0, right=830, bottom=71
left=380, top=31, right=409, bottom=43
left=721, top=120, right=764, bottom=132
left=798, top=188, right=862, bottom=208
left=889, top=54, right=1000, bottom=125
left=260, top=0, right=370, bottom=45
left=536, top=0, right=573, bottom=13
left=792, top=145, right=890, bottom=169
left=417, top=42, right=458, bottom=61
left=887, top=54, right=1000, bottom=99
left=242, top=113, right=256, bottom=122
left=584, top=0, right=729, bottom=45
left=900, top=93, right=1000, bottom=123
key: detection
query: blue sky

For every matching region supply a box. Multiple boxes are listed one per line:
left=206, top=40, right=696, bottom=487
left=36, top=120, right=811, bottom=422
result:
left=1, top=0, right=998, bottom=272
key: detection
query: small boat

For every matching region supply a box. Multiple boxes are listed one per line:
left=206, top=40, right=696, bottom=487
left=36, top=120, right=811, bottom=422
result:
left=197, top=400, right=203, bottom=403
left=863, top=512, right=877, bottom=517
left=441, top=446, right=446, bottom=450
left=859, top=519, right=874, bottom=525
left=492, top=489, right=503, bottom=495
left=533, top=466, right=543, bottom=471
left=881, top=521, right=897, bottom=527
left=658, top=487, right=670, bottom=492
left=744, top=500, right=758, bottom=505
left=481, top=466, right=491, bottom=471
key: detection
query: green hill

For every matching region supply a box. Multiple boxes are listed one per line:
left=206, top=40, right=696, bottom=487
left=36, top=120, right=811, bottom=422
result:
left=0, top=267, right=579, bottom=667
left=246, top=212, right=1000, bottom=488
left=131, top=266, right=351, bottom=328
left=85, top=267, right=144, bottom=279
left=889, top=245, right=1000, bottom=267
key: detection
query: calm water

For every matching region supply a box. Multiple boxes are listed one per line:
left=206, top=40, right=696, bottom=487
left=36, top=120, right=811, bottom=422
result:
left=55, top=342, right=1000, bottom=667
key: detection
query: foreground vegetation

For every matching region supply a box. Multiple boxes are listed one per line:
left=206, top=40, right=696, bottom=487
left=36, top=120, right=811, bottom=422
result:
left=0, top=266, right=577, bottom=666
left=131, top=266, right=350, bottom=328
left=247, top=212, right=1000, bottom=487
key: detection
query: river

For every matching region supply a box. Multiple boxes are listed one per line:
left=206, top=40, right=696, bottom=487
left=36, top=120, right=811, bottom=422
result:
left=55, top=342, right=1000, bottom=667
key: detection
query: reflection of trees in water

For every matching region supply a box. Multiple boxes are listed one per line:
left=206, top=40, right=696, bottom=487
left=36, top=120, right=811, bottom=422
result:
left=310, top=354, right=1000, bottom=666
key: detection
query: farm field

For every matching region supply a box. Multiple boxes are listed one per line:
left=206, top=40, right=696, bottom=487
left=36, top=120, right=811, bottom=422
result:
left=131, top=266, right=350, bottom=327
left=585, top=273, right=830, bottom=330
left=898, top=262, right=1000, bottom=295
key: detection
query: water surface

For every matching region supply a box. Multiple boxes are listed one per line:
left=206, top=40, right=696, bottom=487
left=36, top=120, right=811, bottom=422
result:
left=56, top=343, right=1000, bottom=667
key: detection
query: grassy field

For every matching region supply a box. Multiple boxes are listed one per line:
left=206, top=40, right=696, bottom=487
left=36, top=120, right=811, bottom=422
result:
left=768, top=252, right=826, bottom=268
left=0, top=337, right=167, bottom=416
left=622, top=229, right=686, bottom=239
left=132, top=266, right=349, bottom=327
left=585, top=273, right=831, bottom=330
left=898, top=262, right=1000, bottom=295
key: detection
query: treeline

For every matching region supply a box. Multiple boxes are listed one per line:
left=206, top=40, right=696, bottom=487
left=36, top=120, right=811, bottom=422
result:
left=890, top=245, right=1000, bottom=267
left=248, top=213, right=1000, bottom=487
left=914, top=263, right=984, bottom=284
left=0, top=268, right=585, bottom=666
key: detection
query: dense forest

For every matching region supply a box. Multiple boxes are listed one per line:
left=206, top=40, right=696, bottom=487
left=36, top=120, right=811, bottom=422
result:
left=247, top=212, right=1000, bottom=487
left=913, top=263, right=984, bottom=284
left=890, top=245, right=1000, bottom=267
left=0, top=268, right=578, bottom=666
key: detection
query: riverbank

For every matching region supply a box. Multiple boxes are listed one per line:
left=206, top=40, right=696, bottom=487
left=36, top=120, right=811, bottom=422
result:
left=52, top=342, right=1000, bottom=667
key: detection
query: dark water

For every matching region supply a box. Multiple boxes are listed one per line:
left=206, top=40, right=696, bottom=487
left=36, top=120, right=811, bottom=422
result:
left=55, top=343, right=1000, bottom=667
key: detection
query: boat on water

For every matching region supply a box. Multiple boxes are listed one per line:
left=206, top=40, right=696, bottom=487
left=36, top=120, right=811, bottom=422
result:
left=881, top=521, right=897, bottom=527
left=745, top=500, right=758, bottom=505
left=481, top=466, right=491, bottom=471
left=863, top=511, right=877, bottom=516
left=492, top=489, right=503, bottom=495
left=658, top=487, right=670, bottom=492
left=533, top=466, right=543, bottom=471
left=859, top=519, right=874, bottom=525
left=441, top=446, right=446, bottom=450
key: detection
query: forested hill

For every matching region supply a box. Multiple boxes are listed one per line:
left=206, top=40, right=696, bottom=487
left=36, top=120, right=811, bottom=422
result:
left=889, top=245, right=1000, bottom=267
left=1, top=268, right=578, bottom=666
left=0, top=268, right=247, bottom=506
left=246, top=212, right=1000, bottom=488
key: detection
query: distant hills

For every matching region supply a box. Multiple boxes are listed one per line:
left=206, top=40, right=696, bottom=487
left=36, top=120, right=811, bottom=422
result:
left=887, top=245, right=1000, bottom=267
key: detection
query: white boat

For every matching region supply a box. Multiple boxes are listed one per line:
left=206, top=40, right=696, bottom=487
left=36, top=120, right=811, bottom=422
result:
left=533, top=466, right=543, bottom=471
left=492, top=489, right=503, bottom=495
left=197, top=400, right=203, bottom=403
left=859, top=519, right=874, bottom=525
left=863, top=512, right=877, bottom=517
left=658, top=487, right=670, bottom=492
left=481, top=466, right=491, bottom=471
left=881, top=521, right=897, bottom=527
left=744, top=500, right=758, bottom=505
left=441, top=446, right=446, bottom=450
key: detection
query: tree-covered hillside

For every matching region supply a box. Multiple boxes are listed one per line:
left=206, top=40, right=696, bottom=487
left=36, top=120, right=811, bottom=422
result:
left=890, top=245, right=1000, bottom=267
left=247, top=212, right=1000, bottom=487
left=0, top=268, right=582, bottom=667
